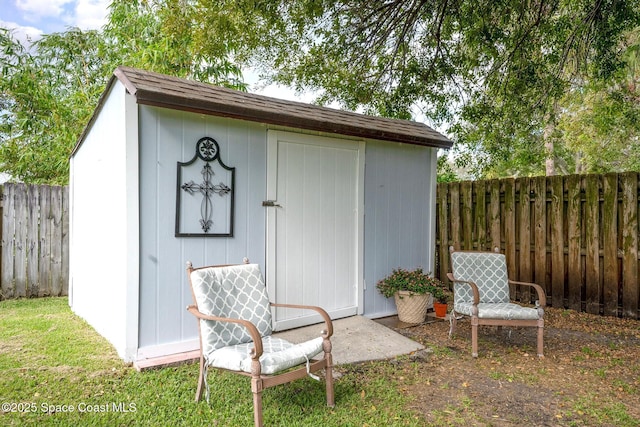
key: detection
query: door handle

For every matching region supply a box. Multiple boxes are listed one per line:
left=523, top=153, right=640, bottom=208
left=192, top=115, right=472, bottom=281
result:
left=262, top=200, right=282, bottom=207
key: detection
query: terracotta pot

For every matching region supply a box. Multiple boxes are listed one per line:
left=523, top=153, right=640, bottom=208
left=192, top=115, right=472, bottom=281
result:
left=434, top=302, right=448, bottom=318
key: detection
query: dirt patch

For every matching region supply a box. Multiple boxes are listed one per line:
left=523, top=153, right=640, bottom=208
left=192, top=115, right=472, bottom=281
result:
left=382, top=308, right=640, bottom=426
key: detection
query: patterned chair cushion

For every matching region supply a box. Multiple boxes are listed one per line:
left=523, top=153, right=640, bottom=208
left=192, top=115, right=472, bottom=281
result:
left=450, top=252, right=511, bottom=304
left=190, top=264, right=273, bottom=356
left=206, top=336, right=324, bottom=375
left=454, top=302, right=541, bottom=320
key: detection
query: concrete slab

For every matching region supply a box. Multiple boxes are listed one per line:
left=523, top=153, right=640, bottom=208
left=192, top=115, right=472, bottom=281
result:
left=274, top=315, right=424, bottom=365
left=134, top=315, right=425, bottom=371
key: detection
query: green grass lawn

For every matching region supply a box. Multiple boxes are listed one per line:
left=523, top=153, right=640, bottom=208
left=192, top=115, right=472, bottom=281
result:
left=0, top=298, right=421, bottom=426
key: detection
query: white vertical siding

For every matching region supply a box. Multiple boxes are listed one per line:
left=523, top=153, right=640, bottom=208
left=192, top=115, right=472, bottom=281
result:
left=69, top=81, right=140, bottom=361
left=363, top=140, right=437, bottom=318
left=266, top=132, right=364, bottom=330
left=137, top=106, right=267, bottom=357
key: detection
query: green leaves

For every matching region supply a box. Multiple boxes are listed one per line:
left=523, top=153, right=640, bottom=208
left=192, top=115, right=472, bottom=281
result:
left=0, top=28, right=104, bottom=184
left=196, top=0, right=640, bottom=178
left=0, top=0, right=249, bottom=184
left=2, top=0, right=638, bottom=182
left=376, top=268, right=447, bottom=299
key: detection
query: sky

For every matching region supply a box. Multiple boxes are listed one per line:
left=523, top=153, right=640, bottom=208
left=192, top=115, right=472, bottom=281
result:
left=0, top=0, right=302, bottom=100
left=0, top=0, right=109, bottom=43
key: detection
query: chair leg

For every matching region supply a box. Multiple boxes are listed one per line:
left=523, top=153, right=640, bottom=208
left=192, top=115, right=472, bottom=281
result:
left=195, top=356, right=205, bottom=402
left=471, top=317, right=479, bottom=358
left=537, top=320, right=544, bottom=358
left=448, top=311, right=457, bottom=338
left=324, top=354, right=335, bottom=408
left=251, top=377, right=264, bottom=427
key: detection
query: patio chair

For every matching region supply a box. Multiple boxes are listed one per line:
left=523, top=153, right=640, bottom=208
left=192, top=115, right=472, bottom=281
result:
left=447, top=247, right=546, bottom=358
left=186, top=259, right=334, bottom=427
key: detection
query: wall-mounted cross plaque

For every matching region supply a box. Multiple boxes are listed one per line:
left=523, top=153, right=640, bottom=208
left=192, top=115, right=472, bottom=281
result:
left=175, top=137, right=235, bottom=237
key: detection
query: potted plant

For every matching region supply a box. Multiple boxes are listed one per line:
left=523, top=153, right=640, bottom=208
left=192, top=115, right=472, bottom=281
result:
left=376, top=268, right=445, bottom=324
left=431, top=282, right=452, bottom=318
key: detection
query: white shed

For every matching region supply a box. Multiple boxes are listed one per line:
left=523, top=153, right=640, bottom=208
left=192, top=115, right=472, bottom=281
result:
left=69, top=66, right=452, bottom=363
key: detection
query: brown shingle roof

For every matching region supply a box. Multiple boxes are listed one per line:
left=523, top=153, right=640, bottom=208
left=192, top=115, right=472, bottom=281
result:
left=75, top=66, right=452, bottom=154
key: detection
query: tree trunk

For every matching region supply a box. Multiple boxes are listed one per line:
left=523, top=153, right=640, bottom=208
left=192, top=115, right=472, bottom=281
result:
left=544, top=103, right=559, bottom=176
left=544, top=124, right=556, bottom=176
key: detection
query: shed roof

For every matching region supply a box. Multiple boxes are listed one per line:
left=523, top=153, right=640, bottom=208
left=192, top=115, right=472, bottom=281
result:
left=75, top=66, right=452, bottom=154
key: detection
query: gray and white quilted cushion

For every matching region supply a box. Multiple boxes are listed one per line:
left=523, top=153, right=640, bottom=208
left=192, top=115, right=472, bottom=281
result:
left=451, top=252, right=511, bottom=304
left=207, top=335, right=324, bottom=375
left=190, top=264, right=273, bottom=356
left=454, top=302, right=541, bottom=320
left=190, top=263, right=324, bottom=374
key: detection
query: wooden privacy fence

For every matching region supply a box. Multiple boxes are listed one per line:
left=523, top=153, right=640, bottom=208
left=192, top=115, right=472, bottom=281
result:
left=436, top=172, right=640, bottom=319
left=0, top=183, right=69, bottom=299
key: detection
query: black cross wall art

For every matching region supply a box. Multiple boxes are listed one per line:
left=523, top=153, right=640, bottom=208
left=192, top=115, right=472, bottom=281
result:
left=175, top=137, right=235, bottom=237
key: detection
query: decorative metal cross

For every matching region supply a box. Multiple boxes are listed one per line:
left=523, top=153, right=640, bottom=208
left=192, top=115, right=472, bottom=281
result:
left=176, top=137, right=234, bottom=235
left=181, top=163, right=231, bottom=232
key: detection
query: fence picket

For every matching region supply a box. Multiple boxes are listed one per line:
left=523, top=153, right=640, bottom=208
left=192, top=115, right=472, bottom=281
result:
left=38, top=186, right=52, bottom=297
left=1, top=185, right=15, bottom=298
left=550, top=176, right=565, bottom=308
left=461, top=181, right=473, bottom=250
left=602, top=174, right=619, bottom=316
left=437, top=184, right=449, bottom=282
left=584, top=175, right=600, bottom=314
left=533, top=177, right=548, bottom=295
left=566, top=175, right=582, bottom=311
left=450, top=182, right=461, bottom=249
left=474, top=180, right=487, bottom=251
left=504, top=179, right=516, bottom=297
left=518, top=177, right=532, bottom=302
left=621, top=173, right=639, bottom=318
left=61, top=187, right=69, bottom=296
left=27, top=186, right=40, bottom=297
left=50, top=186, right=63, bottom=296
left=14, top=184, right=28, bottom=297
left=489, top=180, right=501, bottom=249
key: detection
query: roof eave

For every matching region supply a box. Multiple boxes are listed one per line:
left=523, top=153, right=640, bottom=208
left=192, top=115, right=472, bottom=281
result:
left=133, top=89, right=453, bottom=149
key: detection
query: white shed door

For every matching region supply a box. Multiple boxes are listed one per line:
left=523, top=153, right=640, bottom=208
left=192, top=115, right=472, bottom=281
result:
left=266, top=131, right=364, bottom=331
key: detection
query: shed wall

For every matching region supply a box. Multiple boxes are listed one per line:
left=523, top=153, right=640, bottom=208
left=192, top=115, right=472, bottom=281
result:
left=69, top=82, right=140, bottom=360
left=137, top=107, right=437, bottom=355
left=137, top=106, right=267, bottom=357
left=363, top=140, right=437, bottom=318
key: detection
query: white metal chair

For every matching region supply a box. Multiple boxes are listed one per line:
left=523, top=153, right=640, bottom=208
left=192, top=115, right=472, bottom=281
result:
left=186, top=260, right=334, bottom=427
left=447, top=247, right=546, bottom=358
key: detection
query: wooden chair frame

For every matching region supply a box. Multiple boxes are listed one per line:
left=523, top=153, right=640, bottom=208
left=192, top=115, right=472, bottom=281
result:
left=186, top=261, right=334, bottom=427
left=447, top=247, right=546, bottom=358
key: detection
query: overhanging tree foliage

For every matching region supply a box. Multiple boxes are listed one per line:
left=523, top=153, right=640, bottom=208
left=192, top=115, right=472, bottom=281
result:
left=0, top=0, right=245, bottom=184
left=184, top=0, right=639, bottom=177
left=0, top=28, right=106, bottom=184
left=1, top=1, right=638, bottom=182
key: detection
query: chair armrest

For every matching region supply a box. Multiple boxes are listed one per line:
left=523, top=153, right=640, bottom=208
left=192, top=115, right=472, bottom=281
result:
left=270, top=303, right=333, bottom=338
left=186, top=305, right=264, bottom=358
left=508, top=280, right=547, bottom=307
left=447, top=273, right=480, bottom=304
